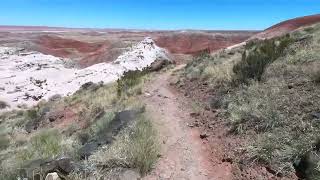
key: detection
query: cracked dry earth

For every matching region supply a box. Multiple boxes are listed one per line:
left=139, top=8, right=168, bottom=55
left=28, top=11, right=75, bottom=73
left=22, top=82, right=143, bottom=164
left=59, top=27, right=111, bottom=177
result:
left=142, top=67, right=228, bottom=180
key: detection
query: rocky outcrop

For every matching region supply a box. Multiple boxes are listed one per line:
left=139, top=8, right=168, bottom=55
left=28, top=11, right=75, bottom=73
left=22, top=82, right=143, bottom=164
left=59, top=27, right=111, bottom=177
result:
left=0, top=37, right=170, bottom=109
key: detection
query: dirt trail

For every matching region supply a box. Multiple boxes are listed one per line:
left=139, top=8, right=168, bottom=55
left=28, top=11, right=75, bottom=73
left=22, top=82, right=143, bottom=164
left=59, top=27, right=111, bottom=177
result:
left=142, top=67, right=231, bottom=180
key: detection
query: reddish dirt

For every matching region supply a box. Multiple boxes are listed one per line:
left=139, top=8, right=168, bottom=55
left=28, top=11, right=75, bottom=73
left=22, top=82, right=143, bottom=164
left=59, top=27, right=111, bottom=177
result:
left=33, top=35, right=125, bottom=67
left=176, top=66, right=298, bottom=179
left=142, top=66, right=220, bottom=180
left=155, top=32, right=254, bottom=54
left=254, top=14, right=320, bottom=39
left=35, top=35, right=103, bottom=57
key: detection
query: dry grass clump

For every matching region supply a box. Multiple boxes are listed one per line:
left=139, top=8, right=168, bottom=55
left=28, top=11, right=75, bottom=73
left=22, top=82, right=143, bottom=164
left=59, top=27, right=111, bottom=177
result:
left=227, top=80, right=283, bottom=134
left=90, top=114, right=159, bottom=175
left=202, top=62, right=234, bottom=88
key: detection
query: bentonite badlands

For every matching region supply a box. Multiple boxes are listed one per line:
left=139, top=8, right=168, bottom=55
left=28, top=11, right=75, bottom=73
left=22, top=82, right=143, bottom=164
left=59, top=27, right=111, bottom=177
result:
left=0, top=37, right=169, bottom=109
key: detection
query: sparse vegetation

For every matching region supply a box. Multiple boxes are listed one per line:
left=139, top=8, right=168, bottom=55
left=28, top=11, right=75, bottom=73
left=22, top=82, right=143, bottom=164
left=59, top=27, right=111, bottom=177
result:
left=129, top=115, right=159, bottom=175
left=232, top=35, right=294, bottom=85
left=19, top=129, right=63, bottom=161
left=179, top=23, right=320, bottom=178
left=89, top=113, right=159, bottom=176
left=0, top=66, right=159, bottom=179
left=117, top=69, right=148, bottom=98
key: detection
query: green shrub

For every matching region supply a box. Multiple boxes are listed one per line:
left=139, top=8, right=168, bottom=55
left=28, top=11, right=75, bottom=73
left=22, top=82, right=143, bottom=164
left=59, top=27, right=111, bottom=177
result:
left=227, top=82, right=282, bottom=134
left=117, top=69, right=148, bottom=98
left=90, top=112, right=115, bottom=135
left=25, top=109, right=39, bottom=120
left=232, top=35, right=294, bottom=84
left=89, top=114, right=159, bottom=176
left=19, top=129, right=62, bottom=161
left=30, top=129, right=62, bottom=158
left=129, top=116, right=159, bottom=175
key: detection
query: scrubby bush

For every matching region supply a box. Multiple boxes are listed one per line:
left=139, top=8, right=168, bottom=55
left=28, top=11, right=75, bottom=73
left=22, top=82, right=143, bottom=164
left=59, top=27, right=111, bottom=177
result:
left=25, top=109, right=39, bottom=120
left=90, top=112, right=115, bottom=136
left=227, top=81, right=282, bottom=134
left=232, top=35, right=294, bottom=84
left=129, top=116, right=159, bottom=175
left=19, top=129, right=63, bottom=161
left=90, top=114, right=159, bottom=176
left=117, top=69, right=148, bottom=98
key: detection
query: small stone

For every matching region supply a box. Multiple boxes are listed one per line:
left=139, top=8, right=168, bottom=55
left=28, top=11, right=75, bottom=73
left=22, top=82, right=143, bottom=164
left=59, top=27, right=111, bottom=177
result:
left=190, top=112, right=200, bottom=117
left=187, top=123, right=194, bottom=128
left=200, top=133, right=208, bottom=139
left=45, top=172, right=61, bottom=180
left=311, top=112, right=320, bottom=119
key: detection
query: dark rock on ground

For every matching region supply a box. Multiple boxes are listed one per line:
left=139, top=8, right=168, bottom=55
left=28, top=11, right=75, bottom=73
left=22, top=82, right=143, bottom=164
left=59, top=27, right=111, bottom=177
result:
left=311, top=112, right=320, bottom=119
left=21, top=156, right=74, bottom=180
left=148, top=57, right=172, bottom=72
left=200, top=132, right=208, bottom=139
left=47, top=110, right=65, bottom=122
left=294, top=151, right=320, bottom=179
left=209, top=96, right=223, bottom=109
left=0, top=100, right=9, bottom=109
left=79, top=81, right=103, bottom=92
left=49, top=94, right=62, bottom=102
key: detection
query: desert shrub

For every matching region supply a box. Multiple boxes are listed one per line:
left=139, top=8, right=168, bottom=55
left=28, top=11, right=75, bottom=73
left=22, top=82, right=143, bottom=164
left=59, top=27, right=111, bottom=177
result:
left=90, top=112, right=115, bottom=136
left=202, top=62, right=234, bottom=88
left=25, top=109, right=39, bottom=120
left=66, top=83, right=118, bottom=109
left=117, top=69, right=148, bottom=98
left=227, top=81, right=282, bottom=134
left=0, top=135, right=10, bottom=150
left=232, top=35, right=294, bottom=84
left=19, top=129, right=63, bottom=161
left=90, top=114, right=159, bottom=176
left=0, top=100, right=9, bottom=109
left=129, top=116, right=159, bottom=175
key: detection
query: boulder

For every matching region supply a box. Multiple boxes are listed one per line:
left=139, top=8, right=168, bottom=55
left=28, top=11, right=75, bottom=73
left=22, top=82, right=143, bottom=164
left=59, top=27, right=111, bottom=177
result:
left=148, top=57, right=172, bottom=72
left=22, top=156, right=74, bottom=179
left=79, top=81, right=103, bottom=92
left=47, top=110, right=65, bottom=122
left=49, top=94, right=62, bottom=102
left=294, top=151, right=320, bottom=179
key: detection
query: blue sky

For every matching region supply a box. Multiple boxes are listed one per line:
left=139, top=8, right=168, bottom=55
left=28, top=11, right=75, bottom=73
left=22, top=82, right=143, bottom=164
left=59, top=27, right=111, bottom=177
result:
left=0, top=0, right=319, bottom=30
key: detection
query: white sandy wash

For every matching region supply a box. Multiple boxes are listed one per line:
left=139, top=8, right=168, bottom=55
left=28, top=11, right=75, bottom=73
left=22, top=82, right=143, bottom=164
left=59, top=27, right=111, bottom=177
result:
left=0, top=37, right=170, bottom=109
